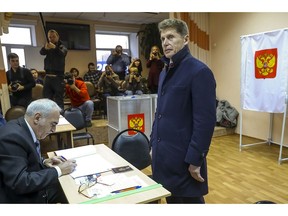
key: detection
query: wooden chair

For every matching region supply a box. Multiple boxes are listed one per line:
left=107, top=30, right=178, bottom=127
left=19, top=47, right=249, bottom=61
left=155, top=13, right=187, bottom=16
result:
left=5, top=106, right=26, bottom=122
left=31, top=84, right=43, bottom=101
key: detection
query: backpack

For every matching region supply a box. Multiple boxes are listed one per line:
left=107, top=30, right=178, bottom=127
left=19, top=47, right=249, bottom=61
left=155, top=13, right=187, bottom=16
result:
left=216, top=100, right=239, bottom=128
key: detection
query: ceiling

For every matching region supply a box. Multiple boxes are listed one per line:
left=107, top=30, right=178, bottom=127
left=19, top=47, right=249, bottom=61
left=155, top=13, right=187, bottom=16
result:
left=13, top=12, right=170, bottom=25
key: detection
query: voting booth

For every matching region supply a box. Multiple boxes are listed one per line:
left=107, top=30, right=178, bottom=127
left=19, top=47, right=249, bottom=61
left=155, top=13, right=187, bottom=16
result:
left=107, top=95, right=154, bottom=148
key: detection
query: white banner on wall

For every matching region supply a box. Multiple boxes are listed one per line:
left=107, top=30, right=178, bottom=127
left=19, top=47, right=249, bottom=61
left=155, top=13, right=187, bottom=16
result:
left=240, top=29, right=288, bottom=113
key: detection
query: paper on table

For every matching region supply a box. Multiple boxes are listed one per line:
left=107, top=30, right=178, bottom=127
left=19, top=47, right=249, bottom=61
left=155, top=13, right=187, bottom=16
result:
left=55, top=145, right=97, bottom=160
left=55, top=145, right=112, bottom=178
left=70, top=154, right=113, bottom=178
left=57, top=115, right=71, bottom=126
left=87, top=174, right=148, bottom=198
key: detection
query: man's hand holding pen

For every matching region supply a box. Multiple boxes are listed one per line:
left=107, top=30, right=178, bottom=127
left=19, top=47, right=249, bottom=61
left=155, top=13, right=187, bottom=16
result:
left=58, top=159, right=77, bottom=175
left=44, top=156, right=77, bottom=175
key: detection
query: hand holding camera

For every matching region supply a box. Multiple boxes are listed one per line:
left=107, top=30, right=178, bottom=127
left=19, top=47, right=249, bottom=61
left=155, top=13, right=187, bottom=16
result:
left=64, top=73, right=74, bottom=85
left=9, top=82, right=23, bottom=92
left=151, top=52, right=159, bottom=60
left=45, top=42, right=56, bottom=50
left=105, top=70, right=111, bottom=77
left=112, top=50, right=118, bottom=56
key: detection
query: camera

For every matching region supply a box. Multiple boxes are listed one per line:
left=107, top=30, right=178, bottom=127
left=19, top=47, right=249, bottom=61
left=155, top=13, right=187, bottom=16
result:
left=11, top=82, right=19, bottom=91
left=106, top=71, right=111, bottom=76
left=64, top=73, right=74, bottom=85
left=134, top=72, right=140, bottom=77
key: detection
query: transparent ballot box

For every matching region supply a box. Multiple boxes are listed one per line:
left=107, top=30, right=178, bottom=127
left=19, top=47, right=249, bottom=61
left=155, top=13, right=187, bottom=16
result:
left=150, top=94, right=158, bottom=123
left=107, top=95, right=153, bottom=147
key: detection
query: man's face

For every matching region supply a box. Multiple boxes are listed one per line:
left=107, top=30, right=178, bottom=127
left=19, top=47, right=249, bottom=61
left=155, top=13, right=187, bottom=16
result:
left=48, top=32, right=59, bottom=44
left=89, top=65, right=95, bottom=72
left=160, top=28, right=188, bottom=59
left=9, top=57, right=19, bottom=70
left=115, top=46, right=122, bottom=54
left=34, top=111, right=60, bottom=140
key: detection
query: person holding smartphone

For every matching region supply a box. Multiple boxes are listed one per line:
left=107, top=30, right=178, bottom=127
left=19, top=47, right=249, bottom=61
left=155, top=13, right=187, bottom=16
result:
left=146, top=45, right=164, bottom=94
left=106, top=45, right=130, bottom=80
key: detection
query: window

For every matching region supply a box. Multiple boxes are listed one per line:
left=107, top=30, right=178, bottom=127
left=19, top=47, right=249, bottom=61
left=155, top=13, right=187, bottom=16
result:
left=95, top=33, right=130, bottom=71
left=0, top=25, right=35, bottom=71
left=1, top=26, right=32, bottom=45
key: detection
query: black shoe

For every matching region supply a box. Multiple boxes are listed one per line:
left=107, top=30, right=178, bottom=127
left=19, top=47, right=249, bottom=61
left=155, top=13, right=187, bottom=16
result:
left=85, top=120, right=92, bottom=127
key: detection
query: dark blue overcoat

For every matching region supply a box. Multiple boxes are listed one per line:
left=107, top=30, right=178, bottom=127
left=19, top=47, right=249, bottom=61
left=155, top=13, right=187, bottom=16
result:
left=151, top=45, right=216, bottom=197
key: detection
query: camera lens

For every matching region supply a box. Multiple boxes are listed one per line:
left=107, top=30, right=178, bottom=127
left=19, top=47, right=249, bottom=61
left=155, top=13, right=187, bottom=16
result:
left=67, top=78, right=74, bottom=85
left=11, top=83, right=19, bottom=91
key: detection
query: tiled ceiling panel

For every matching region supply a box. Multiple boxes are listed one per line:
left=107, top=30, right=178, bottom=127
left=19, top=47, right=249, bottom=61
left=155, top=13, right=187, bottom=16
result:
left=14, top=12, right=169, bottom=25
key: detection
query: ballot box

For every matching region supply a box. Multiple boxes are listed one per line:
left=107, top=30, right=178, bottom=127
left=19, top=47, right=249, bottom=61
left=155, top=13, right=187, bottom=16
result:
left=107, top=95, right=153, bottom=147
left=150, top=94, right=158, bottom=123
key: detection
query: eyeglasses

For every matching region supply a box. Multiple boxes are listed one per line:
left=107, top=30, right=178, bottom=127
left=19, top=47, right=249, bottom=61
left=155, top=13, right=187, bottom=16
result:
left=78, top=174, right=98, bottom=199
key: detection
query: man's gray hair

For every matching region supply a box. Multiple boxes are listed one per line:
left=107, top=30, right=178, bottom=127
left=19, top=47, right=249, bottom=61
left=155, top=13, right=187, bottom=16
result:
left=25, top=99, right=61, bottom=118
left=158, top=18, right=189, bottom=37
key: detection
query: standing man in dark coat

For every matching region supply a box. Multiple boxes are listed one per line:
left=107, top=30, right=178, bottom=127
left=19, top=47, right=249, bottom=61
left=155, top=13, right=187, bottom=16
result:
left=40, top=29, right=68, bottom=110
left=150, top=18, right=216, bottom=204
left=0, top=98, right=77, bottom=203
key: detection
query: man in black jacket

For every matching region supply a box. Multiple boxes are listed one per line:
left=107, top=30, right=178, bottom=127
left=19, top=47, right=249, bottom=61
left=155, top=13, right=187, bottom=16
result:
left=40, top=29, right=68, bottom=110
left=6, top=53, right=35, bottom=108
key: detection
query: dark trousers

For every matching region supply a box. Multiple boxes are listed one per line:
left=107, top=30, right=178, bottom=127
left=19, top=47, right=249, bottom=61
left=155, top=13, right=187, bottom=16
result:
left=47, top=181, right=68, bottom=204
left=166, top=196, right=205, bottom=204
left=43, top=76, right=65, bottom=110
left=10, top=95, right=31, bottom=108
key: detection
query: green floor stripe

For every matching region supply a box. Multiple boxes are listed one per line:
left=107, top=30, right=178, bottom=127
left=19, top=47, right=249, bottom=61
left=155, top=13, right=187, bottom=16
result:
left=80, top=183, right=162, bottom=204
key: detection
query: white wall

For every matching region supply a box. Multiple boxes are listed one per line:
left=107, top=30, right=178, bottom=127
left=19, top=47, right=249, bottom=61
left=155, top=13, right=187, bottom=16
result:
left=210, top=12, right=288, bottom=143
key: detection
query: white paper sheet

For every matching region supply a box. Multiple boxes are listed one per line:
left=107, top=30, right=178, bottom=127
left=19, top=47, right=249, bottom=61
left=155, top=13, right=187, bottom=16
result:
left=55, top=145, right=97, bottom=160
left=86, top=174, right=148, bottom=198
left=57, top=115, right=71, bottom=125
left=70, top=154, right=113, bottom=178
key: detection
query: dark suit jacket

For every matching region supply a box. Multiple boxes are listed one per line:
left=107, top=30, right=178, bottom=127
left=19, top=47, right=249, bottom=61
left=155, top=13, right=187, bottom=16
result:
left=0, top=117, right=59, bottom=203
left=151, top=46, right=216, bottom=197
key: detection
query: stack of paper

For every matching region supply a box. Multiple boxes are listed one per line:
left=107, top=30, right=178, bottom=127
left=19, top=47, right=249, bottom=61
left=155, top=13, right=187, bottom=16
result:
left=55, top=145, right=113, bottom=178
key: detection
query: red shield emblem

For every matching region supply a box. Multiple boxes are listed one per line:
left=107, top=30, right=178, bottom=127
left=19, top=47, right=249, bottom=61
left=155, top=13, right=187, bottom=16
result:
left=254, top=48, right=277, bottom=79
left=127, top=113, right=145, bottom=135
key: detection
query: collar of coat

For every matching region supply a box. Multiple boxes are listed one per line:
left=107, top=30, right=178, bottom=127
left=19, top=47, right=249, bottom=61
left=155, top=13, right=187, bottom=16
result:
left=161, top=45, right=190, bottom=70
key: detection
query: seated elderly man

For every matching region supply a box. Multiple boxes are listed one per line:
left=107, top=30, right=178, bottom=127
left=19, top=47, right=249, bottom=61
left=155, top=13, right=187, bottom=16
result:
left=0, top=98, right=77, bottom=203
left=64, top=71, right=94, bottom=127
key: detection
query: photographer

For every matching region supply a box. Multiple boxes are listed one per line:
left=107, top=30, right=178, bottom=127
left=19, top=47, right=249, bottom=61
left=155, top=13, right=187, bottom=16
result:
left=64, top=72, right=94, bottom=127
left=6, top=53, right=36, bottom=108
left=106, top=45, right=130, bottom=80
left=124, top=67, right=143, bottom=96
left=98, top=65, right=124, bottom=115
left=147, top=45, right=164, bottom=94
left=40, top=29, right=67, bottom=110
left=128, top=58, right=143, bottom=76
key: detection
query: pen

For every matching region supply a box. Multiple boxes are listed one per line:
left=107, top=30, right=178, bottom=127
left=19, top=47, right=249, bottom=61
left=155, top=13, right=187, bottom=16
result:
left=111, top=186, right=141, bottom=194
left=60, top=156, right=67, bottom=161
